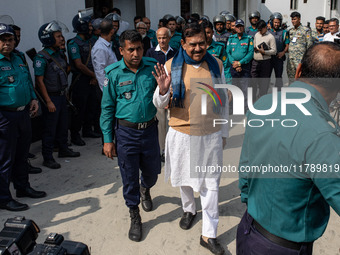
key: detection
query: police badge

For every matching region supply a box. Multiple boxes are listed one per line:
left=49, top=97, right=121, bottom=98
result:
left=35, top=60, right=42, bottom=68
left=124, top=92, right=132, bottom=100
left=8, top=76, right=14, bottom=83
left=104, top=77, right=109, bottom=87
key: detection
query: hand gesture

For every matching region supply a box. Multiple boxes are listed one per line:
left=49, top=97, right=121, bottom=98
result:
left=152, top=63, right=171, bottom=95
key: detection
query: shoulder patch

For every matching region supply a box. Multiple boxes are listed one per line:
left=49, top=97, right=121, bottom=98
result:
left=250, top=41, right=253, bottom=46
left=104, top=77, right=109, bottom=87
left=35, top=60, right=42, bottom=68
left=71, top=47, right=77, bottom=54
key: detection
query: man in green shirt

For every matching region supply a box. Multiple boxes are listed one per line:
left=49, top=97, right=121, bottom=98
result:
left=237, top=42, right=340, bottom=254
left=100, top=30, right=161, bottom=242
left=167, top=17, right=182, bottom=50
left=227, top=19, right=254, bottom=111
left=0, top=24, right=46, bottom=212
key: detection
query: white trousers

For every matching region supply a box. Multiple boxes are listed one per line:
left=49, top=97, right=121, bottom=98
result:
left=156, top=108, right=168, bottom=152
left=180, top=186, right=219, bottom=238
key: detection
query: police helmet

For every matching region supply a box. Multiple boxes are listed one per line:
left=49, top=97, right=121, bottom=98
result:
left=38, top=21, right=62, bottom=47
left=72, top=14, right=92, bottom=34
left=163, top=14, right=175, bottom=21
left=225, top=14, right=236, bottom=22
left=0, top=23, right=14, bottom=36
left=201, top=15, right=210, bottom=22
left=213, top=15, right=226, bottom=24
left=175, top=16, right=186, bottom=25
left=219, top=11, right=230, bottom=17
left=271, top=12, right=283, bottom=21
left=105, top=13, right=121, bottom=22
left=248, top=11, right=261, bottom=20
left=91, top=18, right=103, bottom=30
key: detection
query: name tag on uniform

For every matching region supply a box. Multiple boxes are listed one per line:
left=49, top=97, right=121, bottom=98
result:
left=292, top=37, right=297, bottom=43
left=241, top=43, right=248, bottom=46
left=1, top=66, right=11, bottom=71
left=119, top=80, right=133, bottom=86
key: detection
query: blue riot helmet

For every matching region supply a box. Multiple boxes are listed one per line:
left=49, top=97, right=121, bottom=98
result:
left=38, top=21, right=67, bottom=47
left=0, top=23, right=15, bottom=36
left=72, top=8, right=93, bottom=34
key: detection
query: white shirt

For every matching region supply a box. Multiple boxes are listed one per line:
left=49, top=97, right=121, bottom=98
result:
left=155, top=44, right=173, bottom=56
left=323, top=31, right=340, bottom=42
left=91, top=36, right=117, bottom=91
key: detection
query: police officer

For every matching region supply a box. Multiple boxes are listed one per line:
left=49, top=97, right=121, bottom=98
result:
left=225, top=14, right=236, bottom=35
left=167, top=17, right=182, bottom=50
left=68, top=13, right=101, bottom=146
left=246, top=11, right=261, bottom=38
left=34, top=21, right=80, bottom=169
left=212, top=15, right=229, bottom=47
left=204, top=21, right=231, bottom=82
left=100, top=30, right=161, bottom=242
left=269, top=12, right=290, bottom=91
left=287, top=12, right=313, bottom=83
left=0, top=24, right=46, bottom=211
left=227, top=19, right=254, bottom=111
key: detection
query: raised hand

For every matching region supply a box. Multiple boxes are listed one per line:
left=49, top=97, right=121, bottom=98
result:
left=152, top=63, right=171, bottom=95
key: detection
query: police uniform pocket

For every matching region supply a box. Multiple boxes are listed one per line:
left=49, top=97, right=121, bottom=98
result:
left=118, top=84, right=135, bottom=100
left=0, top=86, right=15, bottom=105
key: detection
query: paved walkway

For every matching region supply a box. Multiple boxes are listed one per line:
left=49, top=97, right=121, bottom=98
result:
left=1, top=116, right=339, bottom=254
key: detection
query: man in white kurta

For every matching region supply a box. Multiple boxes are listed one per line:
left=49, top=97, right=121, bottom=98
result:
left=152, top=22, right=228, bottom=255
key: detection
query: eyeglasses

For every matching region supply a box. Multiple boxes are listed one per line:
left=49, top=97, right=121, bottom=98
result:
left=137, top=27, right=147, bottom=30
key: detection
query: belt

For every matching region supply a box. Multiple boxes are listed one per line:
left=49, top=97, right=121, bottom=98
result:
left=253, top=220, right=312, bottom=251
left=0, top=105, right=26, bottom=112
left=48, top=90, right=66, bottom=96
left=118, top=117, right=156, bottom=130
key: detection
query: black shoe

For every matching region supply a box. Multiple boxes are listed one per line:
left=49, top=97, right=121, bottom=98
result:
left=43, top=159, right=61, bottom=169
left=82, top=130, right=101, bottom=138
left=200, top=236, right=224, bottom=255
left=58, top=148, right=80, bottom=158
left=140, top=186, right=153, bottom=212
left=28, top=160, right=42, bottom=174
left=0, top=200, right=29, bottom=211
left=71, top=136, right=86, bottom=146
left=179, top=212, right=196, bottom=230
left=16, top=187, right=47, bottom=199
left=129, top=208, right=142, bottom=242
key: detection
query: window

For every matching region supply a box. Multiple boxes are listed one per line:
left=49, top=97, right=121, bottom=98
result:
left=290, top=0, right=298, bottom=10
left=331, top=0, right=338, bottom=10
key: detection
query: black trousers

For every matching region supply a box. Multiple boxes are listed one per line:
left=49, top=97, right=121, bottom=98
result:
left=251, top=59, right=272, bottom=102
left=236, top=211, right=313, bottom=255
left=70, top=75, right=96, bottom=137
left=0, top=108, right=31, bottom=203
left=270, top=56, right=284, bottom=90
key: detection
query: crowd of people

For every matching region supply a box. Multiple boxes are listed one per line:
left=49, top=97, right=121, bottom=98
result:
left=0, top=6, right=339, bottom=255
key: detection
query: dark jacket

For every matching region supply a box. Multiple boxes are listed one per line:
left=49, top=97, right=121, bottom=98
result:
left=145, top=46, right=177, bottom=65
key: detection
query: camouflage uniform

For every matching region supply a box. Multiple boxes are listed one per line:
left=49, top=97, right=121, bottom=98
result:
left=287, top=25, right=313, bottom=81
left=311, top=28, right=325, bottom=43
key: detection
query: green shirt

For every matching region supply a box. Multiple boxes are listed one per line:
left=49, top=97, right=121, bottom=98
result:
left=207, top=40, right=231, bottom=80
left=33, top=48, right=59, bottom=76
left=67, top=35, right=90, bottom=60
left=100, top=57, right=158, bottom=143
left=147, top=29, right=158, bottom=47
left=169, top=31, right=182, bottom=50
left=227, top=33, right=254, bottom=65
left=239, top=81, right=340, bottom=242
left=0, top=52, right=36, bottom=107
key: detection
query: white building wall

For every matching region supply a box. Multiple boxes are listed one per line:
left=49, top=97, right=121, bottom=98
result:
left=113, top=0, right=134, bottom=30
left=203, top=0, right=233, bottom=21
left=145, top=0, right=181, bottom=31
left=1, top=0, right=84, bottom=70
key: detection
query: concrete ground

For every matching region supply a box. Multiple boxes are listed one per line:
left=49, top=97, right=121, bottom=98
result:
left=1, top=114, right=339, bottom=255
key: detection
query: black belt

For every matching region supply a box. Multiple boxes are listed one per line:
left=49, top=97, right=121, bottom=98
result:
left=118, top=117, right=156, bottom=130
left=0, top=105, right=27, bottom=112
left=48, top=90, right=66, bottom=96
left=253, top=220, right=312, bottom=251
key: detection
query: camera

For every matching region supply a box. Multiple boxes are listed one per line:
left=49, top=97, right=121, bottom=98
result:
left=0, top=216, right=90, bottom=255
left=334, top=33, right=340, bottom=45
